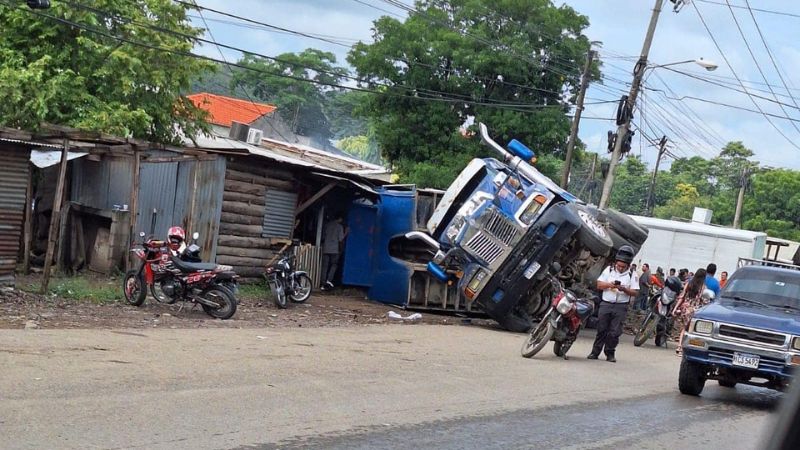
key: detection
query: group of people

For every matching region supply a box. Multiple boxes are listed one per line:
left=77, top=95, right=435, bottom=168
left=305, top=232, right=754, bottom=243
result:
left=588, top=246, right=729, bottom=363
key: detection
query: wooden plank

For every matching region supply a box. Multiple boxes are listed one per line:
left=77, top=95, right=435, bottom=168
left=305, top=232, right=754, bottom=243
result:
left=216, top=254, right=269, bottom=267
left=216, top=246, right=275, bottom=259
left=295, top=182, right=335, bottom=216
left=222, top=191, right=266, bottom=206
left=220, top=211, right=262, bottom=226
left=217, top=235, right=274, bottom=249
left=22, top=164, right=32, bottom=274
left=219, top=223, right=263, bottom=237
left=128, top=148, right=140, bottom=271
left=226, top=161, right=295, bottom=181
left=41, top=138, right=70, bottom=293
left=224, top=179, right=265, bottom=196
left=221, top=200, right=264, bottom=217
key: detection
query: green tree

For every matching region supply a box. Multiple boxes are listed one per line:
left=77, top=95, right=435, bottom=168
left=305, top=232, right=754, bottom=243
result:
left=348, top=0, right=595, bottom=185
left=654, top=183, right=707, bottom=221
left=609, top=156, right=650, bottom=215
left=0, top=1, right=212, bottom=143
left=742, top=169, right=800, bottom=240
left=324, top=91, right=369, bottom=139
left=234, top=49, right=349, bottom=139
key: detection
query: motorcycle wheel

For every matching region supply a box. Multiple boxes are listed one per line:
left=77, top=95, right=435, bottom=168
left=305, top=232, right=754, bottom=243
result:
left=289, top=274, right=312, bottom=303
left=521, top=317, right=555, bottom=358
left=123, top=270, right=146, bottom=306
left=200, top=286, right=237, bottom=320
left=553, top=340, right=573, bottom=358
left=150, top=283, right=176, bottom=304
left=271, top=280, right=287, bottom=309
left=634, top=312, right=658, bottom=347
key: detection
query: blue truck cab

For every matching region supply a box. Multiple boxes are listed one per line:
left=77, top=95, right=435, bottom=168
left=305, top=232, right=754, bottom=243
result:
left=679, top=263, right=800, bottom=395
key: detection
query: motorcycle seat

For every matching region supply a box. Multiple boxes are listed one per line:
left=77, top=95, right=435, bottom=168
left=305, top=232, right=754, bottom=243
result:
left=170, top=255, right=219, bottom=273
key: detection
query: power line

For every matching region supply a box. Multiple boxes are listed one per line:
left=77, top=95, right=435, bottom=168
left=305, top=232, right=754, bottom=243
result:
left=743, top=0, right=800, bottom=127
left=55, top=0, right=566, bottom=112
left=695, top=0, right=800, bottom=19
left=692, top=1, right=800, bottom=151
left=723, top=0, right=800, bottom=136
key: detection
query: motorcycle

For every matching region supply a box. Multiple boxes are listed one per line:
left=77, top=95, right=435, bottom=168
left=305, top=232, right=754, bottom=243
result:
left=123, top=231, right=239, bottom=319
left=633, top=276, right=682, bottom=347
left=521, top=276, right=595, bottom=359
left=265, top=240, right=312, bottom=308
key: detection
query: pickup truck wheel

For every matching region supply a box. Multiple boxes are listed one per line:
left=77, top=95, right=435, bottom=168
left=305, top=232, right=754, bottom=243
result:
left=497, top=312, right=532, bottom=333
left=574, top=206, right=613, bottom=258
left=718, top=380, right=737, bottom=388
left=678, top=359, right=706, bottom=396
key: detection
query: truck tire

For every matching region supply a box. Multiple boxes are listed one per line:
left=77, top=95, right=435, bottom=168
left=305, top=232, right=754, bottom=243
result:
left=678, top=359, right=706, bottom=396
left=497, top=311, right=532, bottom=333
left=605, top=209, right=648, bottom=246
left=574, top=206, right=613, bottom=258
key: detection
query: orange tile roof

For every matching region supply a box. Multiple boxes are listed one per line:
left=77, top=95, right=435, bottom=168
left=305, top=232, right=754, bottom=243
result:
left=187, top=92, right=276, bottom=127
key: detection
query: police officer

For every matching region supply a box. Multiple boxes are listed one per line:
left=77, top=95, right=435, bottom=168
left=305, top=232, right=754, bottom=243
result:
left=588, top=245, right=639, bottom=363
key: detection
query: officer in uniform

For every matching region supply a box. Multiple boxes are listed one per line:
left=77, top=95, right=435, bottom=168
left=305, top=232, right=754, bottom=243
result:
left=588, top=245, right=639, bottom=363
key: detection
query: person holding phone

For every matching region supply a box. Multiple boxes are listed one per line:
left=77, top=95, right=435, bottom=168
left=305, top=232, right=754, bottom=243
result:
left=588, top=245, right=639, bottom=363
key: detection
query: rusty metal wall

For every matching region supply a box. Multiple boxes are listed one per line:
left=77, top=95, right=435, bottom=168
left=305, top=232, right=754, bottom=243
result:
left=174, top=157, right=225, bottom=260
left=0, top=145, right=31, bottom=285
left=71, top=156, right=133, bottom=210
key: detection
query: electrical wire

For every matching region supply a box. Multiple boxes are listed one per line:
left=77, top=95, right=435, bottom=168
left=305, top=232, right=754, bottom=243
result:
left=723, top=0, right=800, bottom=136
left=695, top=0, right=800, bottom=19
left=692, top=1, right=800, bottom=151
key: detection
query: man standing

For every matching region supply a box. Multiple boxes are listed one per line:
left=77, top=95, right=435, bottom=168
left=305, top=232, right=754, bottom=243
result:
left=637, top=263, right=652, bottom=310
left=589, top=245, right=639, bottom=363
left=720, top=271, right=728, bottom=289
left=705, top=263, right=721, bottom=297
left=320, top=216, right=345, bottom=291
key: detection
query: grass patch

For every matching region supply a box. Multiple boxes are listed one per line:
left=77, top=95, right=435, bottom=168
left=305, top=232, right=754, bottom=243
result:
left=48, top=277, right=123, bottom=304
left=238, top=281, right=272, bottom=300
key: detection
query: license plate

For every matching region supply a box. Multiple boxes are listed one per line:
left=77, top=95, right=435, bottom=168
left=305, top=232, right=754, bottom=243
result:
left=732, top=352, right=760, bottom=369
left=523, top=261, right=541, bottom=279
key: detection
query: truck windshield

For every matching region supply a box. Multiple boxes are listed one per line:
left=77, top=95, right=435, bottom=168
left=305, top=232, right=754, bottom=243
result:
left=722, top=271, right=800, bottom=309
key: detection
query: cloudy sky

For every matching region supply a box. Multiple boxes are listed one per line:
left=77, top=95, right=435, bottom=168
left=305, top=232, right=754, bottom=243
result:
left=191, top=0, right=800, bottom=170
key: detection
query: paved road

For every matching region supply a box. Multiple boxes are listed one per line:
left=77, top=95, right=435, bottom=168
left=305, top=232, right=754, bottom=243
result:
left=0, top=324, right=783, bottom=449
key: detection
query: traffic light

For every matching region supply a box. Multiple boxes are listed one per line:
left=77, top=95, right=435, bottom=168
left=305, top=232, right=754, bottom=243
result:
left=27, top=0, right=51, bottom=9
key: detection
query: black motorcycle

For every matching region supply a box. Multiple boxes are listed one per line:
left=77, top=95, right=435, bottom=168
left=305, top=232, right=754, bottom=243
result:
left=265, top=240, right=312, bottom=308
left=521, top=276, right=595, bottom=359
left=634, top=276, right=683, bottom=347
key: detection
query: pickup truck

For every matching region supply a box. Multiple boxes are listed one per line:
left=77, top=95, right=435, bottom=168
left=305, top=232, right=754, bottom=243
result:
left=679, top=263, right=800, bottom=395
left=403, top=123, right=648, bottom=332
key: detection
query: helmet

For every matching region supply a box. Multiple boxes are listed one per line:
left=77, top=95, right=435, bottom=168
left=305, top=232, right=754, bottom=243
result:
left=167, top=226, right=186, bottom=251
left=701, top=288, right=716, bottom=302
left=614, top=245, right=635, bottom=264
left=664, top=276, right=683, bottom=294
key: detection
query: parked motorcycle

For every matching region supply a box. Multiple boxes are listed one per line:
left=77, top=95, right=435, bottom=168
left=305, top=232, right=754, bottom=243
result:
left=123, top=231, right=239, bottom=319
left=633, top=276, right=683, bottom=347
left=265, top=240, right=312, bottom=308
left=521, top=276, right=595, bottom=359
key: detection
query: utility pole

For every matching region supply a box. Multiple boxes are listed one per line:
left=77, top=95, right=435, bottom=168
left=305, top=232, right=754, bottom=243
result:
left=561, top=48, right=596, bottom=188
left=733, top=166, right=750, bottom=229
left=584, top=153, right=599, bottom=201
left=599, top=0, right=665, bottom=209
left=645, top=135, right=668, bottom=215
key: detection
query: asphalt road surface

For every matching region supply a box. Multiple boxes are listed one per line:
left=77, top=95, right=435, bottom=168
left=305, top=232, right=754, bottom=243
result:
left=0, top=324, right=783, bottom=449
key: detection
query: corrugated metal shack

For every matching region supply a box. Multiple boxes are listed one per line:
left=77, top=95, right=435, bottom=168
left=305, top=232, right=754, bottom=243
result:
left=0, top=136, right=32, bottom=286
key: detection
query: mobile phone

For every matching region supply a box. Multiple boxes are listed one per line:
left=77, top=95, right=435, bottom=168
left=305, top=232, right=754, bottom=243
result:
left=613, top=280, right=622, bottom=286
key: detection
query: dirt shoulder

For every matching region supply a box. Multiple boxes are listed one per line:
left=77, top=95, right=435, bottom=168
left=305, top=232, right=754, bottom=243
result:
left=1, top=275, right=493, bottom=330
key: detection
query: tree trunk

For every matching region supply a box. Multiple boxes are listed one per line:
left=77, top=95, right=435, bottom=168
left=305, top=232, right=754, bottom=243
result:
left=219, top=223, right=263, bottom=237
left=220, top=211, right=263, bottom=226
left=216, top=245, right=275, bottom=259
left=222, top=190, right=266, bottom=206
left=217, top=254, right=269, bottom=267
left=218, top=235, right=274, bottom=249
left=221, top=200, right=264, bottom=217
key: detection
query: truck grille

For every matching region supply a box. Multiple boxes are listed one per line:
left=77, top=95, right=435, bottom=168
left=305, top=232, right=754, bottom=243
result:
left=465, top=232, right=504, bottom=265
left=484, top=207, right=517, bottom=245
left=707, top=347, right=786, bottom=371
left=718, top=324, right=786, bottom=346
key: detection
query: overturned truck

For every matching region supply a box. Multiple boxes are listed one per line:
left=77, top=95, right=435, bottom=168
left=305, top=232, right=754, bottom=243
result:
left=400, top=124, right=648, bottom=332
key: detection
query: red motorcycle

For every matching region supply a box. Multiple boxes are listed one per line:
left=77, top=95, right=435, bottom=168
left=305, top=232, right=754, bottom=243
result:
left=521, top=275, right=595, bottom=359
left=123, top=232, right=238, bottom=319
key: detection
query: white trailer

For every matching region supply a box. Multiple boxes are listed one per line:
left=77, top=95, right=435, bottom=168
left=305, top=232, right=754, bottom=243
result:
left=630, top=216, right=767, bottom=277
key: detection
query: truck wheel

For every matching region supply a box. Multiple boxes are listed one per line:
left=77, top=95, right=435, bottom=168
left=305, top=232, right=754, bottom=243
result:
left=605, top=209, right=648, bottom=247
left=678, top=359, right=706, bottom=396
left=497, top=312, right=532, bottom=333
left=574, top=206, right=613, bottom=257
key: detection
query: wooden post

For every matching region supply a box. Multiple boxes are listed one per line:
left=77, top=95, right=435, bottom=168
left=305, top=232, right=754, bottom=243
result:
left=127, top=147, right=140, bottom=271
left=22, top=163, right=33, bottom=274
left=40, top=138, right=70, bottom=293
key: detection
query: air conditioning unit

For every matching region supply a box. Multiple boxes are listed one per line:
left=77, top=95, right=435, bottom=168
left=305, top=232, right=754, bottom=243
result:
left=246, top=128, right=263, bottom=145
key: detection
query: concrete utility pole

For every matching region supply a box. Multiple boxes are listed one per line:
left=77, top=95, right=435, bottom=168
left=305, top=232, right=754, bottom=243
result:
left=645, top=135, right=668, bottom=215
left=599, top=0, right=665, bottom=209
left=561, top=48, right=596, bottom=188
left=733, top=166, right=750, bottom=229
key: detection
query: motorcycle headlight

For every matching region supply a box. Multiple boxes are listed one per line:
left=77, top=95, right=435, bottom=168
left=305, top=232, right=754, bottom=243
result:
left=693, top=320, right=713, bottom=335
left=556, top=295, right=574, bottom=315
left=792, top=337, right=800, bottom=351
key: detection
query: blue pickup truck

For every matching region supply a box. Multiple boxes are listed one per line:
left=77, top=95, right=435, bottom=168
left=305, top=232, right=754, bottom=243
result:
left=679, top=262, right=800, bottom=395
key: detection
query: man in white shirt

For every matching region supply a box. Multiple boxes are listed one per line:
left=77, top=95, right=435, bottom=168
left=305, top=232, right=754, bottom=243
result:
left=588, top=245, right=639, bottom=363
